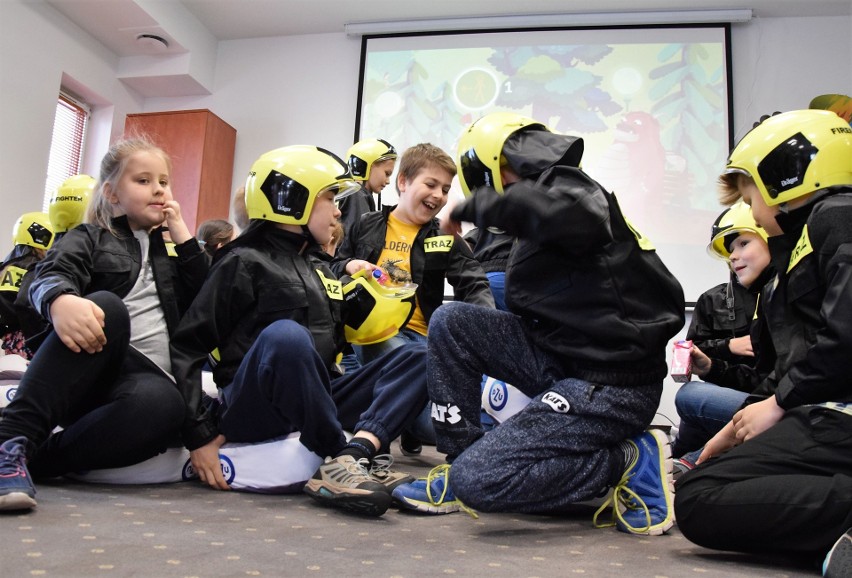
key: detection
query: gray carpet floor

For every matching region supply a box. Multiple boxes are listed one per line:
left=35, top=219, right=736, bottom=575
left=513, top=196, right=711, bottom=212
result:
left=1, top=444, right=819, bottom=577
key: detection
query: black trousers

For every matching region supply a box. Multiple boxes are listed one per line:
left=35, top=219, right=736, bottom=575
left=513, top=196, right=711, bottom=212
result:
left=0, top=291, right=185, bottom=478
left=675, top=405, right=852, bottom=556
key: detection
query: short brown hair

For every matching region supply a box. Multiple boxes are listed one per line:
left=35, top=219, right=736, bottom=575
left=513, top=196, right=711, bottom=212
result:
left=197, top=219, right=235, bottom=256
left=397, top=143, right=456, bottom=188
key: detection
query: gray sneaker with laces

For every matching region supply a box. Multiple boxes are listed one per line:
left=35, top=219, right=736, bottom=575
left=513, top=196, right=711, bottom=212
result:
left=304, top=455, right=391, bottom=516
left=369, top=454, right=414, bottom=491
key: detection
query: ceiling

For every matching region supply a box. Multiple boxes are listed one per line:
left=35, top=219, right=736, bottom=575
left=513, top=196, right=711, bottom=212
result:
left=41, top=0, right=852, bottom=97
left=179, top=0, right=852, bottom=39
left=46, top=0, right=852, bottom=54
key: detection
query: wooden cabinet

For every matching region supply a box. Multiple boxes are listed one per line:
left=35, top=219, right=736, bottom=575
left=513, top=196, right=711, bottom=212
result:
left=124, top=109, right=236, bottom=233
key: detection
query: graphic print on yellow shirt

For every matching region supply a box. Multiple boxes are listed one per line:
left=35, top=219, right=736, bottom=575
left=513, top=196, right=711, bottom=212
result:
left=378, top=213, right=427, bottom=335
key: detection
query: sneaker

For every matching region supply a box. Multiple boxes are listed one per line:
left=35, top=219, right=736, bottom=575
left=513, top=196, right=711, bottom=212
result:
left=399, top=431, right=422, bottom=456
left=303, top=455, right=391, bottom=517
left=593, top=429, right=674, bottom=536
left=0, top=436, right=37, bottom=511
left=672, top=457, right=695, bottom=484
left=392, top=464, right=477, bottom=518
left=823, top=528, right=852, bottom=578
left=369, top=454, right=414, bottom=491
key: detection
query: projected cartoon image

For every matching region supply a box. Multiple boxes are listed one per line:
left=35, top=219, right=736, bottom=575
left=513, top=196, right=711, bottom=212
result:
left=359, top=28, right=732, bottom=302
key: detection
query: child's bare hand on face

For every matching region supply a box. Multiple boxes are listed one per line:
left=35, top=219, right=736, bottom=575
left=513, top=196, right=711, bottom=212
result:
left=49, top=294, right=107, bottom=354
left=163, top=199, right=192, bottom=245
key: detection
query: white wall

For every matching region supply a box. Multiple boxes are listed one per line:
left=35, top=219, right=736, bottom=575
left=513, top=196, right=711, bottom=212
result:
left=729, top=15, right=852, bottom=142
left=1, top=1, right=850, bottom=422
left=0, top=0, right=144, bottom=249
left=143, top=32, right=364, bottom=197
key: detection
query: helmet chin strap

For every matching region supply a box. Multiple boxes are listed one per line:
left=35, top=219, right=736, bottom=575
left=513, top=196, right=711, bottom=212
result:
left=300, top=224, right=318, bottom=247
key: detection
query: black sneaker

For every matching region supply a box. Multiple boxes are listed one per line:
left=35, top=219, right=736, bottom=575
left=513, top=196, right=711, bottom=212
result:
left=0, top=436, right=37, bottom=511
left=303, top=455, right=391, bottom=517
left=399, top=431, right=422, bottom=456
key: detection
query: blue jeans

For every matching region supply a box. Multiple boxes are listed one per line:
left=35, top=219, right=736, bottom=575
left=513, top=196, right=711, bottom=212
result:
left=672, top=380, right=748, bottom=459
left=486, top=271, right=507, bottom=312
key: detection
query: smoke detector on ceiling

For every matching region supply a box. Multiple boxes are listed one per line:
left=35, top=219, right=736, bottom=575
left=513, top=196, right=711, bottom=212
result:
left=136, top=33, right=169, bottom=51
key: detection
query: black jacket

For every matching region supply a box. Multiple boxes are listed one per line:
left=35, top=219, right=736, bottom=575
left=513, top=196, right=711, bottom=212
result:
left=26, top=216, right=208, bottom=340
left=337, top=184, right=376, bottom=237
left=463, top=226, right=515, bottom=274
left=1, top=245, right=42, bottom=335
left=452, top=163, right=685, bottom=387
left=171, top=224, right=348, bottom=450
left=699, top=300, right=776, bottom=395
left=687, top=267, right=772, bottom=365
left=332, top=206, right=494, bottom=325
left=746, top=187, right=852, bottom=408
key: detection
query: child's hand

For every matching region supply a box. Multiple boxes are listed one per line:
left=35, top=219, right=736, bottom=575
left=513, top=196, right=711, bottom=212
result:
left=440, top=215, right=463, bottom=236
left=162, top=199, right=192, bottom=245
left=731, top=396, right=784, bottom=443
left=345, top=259, right=379, bottom=276
left=689, top=345, right=712, bottom=377
left=728, top=335, right=754, bottom=357
left=49, top=294, right=107, bottom=354
left=697, top=421, right=738, bottom=464
left=190, top=434, right=230, bottom=491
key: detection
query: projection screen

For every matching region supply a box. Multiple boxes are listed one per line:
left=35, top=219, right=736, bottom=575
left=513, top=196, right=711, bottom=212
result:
left=355, top=25, right=734, bottom=304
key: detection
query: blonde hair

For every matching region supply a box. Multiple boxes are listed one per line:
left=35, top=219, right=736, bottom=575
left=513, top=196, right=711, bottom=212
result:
left=87, top=136, right=171, bottom=233
left=232, top=186, right=249, bottom=230
left=322, top=220, right=345, bottom=256
left=397, top=143, right=456, bottom=189
left=717, top=172, right=752, bottom=206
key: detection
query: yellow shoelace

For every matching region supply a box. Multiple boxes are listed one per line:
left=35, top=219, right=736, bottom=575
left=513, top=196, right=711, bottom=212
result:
left=425, top=464, right=479, bottom=519
left=591, top=443, right=653, bottom=534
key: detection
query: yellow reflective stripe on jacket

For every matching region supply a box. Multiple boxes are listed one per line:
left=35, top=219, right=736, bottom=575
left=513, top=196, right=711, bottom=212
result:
left=423, top=235, right=454, bottom=253
left=623, top=218, right=655, bottom=251
left=0, top=265, right=27, bottom=293
left=787, top=224, right=813, bottom=273
left=316, top=270, right=343, bottom=300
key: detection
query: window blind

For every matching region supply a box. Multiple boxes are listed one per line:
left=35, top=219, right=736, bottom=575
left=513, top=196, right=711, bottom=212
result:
left=43, top=93, right=89, bottom=211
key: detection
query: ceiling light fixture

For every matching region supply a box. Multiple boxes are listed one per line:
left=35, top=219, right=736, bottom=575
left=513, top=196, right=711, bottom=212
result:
left=344, top=9, right=753, bottom=36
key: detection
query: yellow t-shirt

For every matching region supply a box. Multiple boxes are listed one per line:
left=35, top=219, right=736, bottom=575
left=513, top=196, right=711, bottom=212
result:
left=377, top=212, right=427, bottom=335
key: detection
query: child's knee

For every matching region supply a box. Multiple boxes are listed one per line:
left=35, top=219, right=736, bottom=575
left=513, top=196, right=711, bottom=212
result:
left=259, top=320, right=314, bottom=355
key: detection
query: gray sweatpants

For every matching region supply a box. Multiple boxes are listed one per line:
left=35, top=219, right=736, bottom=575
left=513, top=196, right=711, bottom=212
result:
left=428, top=301, right=662, bottom=514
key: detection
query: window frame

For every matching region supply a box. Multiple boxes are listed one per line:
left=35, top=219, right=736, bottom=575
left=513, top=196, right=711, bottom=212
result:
left=43, top=92, right=90, bottom=211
